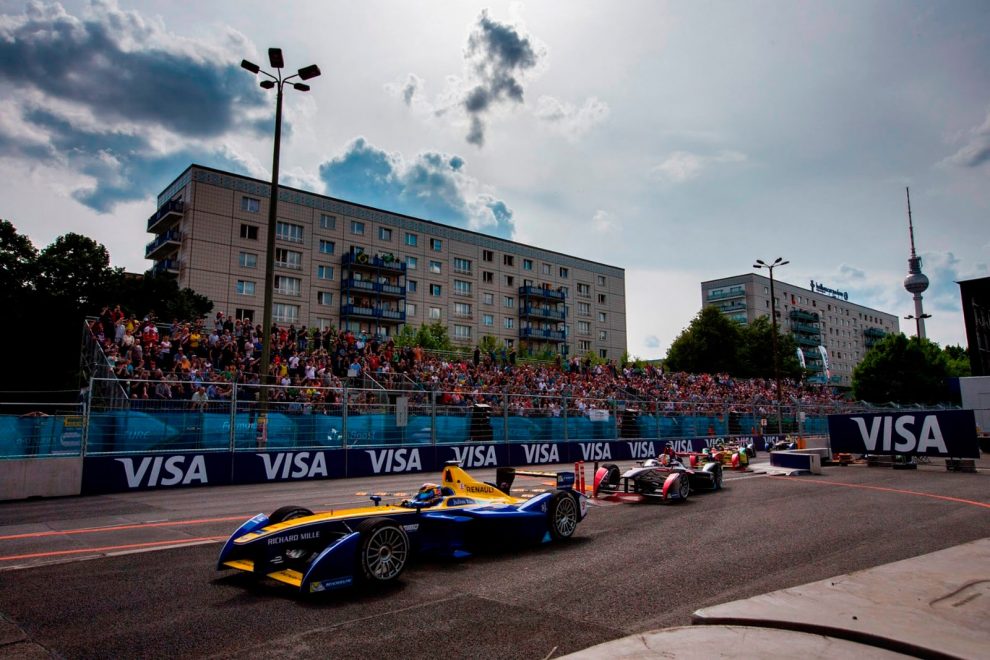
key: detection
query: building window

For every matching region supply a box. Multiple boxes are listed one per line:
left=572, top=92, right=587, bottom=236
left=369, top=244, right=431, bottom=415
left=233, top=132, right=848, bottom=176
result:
left=429, top=260, right=442, bottom=274
left=599, top=349, right=608, bottom=359
left=406, top=256, right=418, bottom=270
left=599, top=330, right=607, bottom=341
left=454, top=280, right=472, bottom=295
left=430, top=284, right=442, bottom=296
left=235, top=308, right=254, bottom=323
left=274, top=276, right=301, bottom=296
left=408, top=280, right=417, bottom=293
left=483, top=271, right=494, bottom=283
left=454, top=324, right=472, bottom=339
left=454, top=257, right=472, bottom=273
left=559, top=267, right=569, bottom=278
left=598, top=312, right=607, bottom=323
left=241, top=196, right=260, bottom=213
left=319, top=240, right=335, bottom=255
left=275, top=248, right=302, bottom=270
left=430, top=238, right=442, bottom=251
left=429, top=306, right=441, bottom=320
left=275, top=221, right=303, bottom=243
left=379, top=227, right=392, bottom=241
left=405, top=232, right=418, bottom=246
left=319, top=214, right=336, bottom=230
left=317, top=318, right=334, bottom=331
left=578, top=321, right=590, bottom=334
left=351, top=221, right=365, bottom=235
left=542, top=263, right=551, bottom=275
left=482, top=250, right=494, bottom=262
left=483, top=314, right=494, bottom=326
left=504, top=275, right=514, bottom=286
left=578, top=302, right=590, bottom=315
left=454, top=302, right=472, bottom=317
left=238, top=252, right=258, bottom=268
left=240, top=224, right=259, bottom=240
left=503, top=254, right=514, bottom=267
left=523, top=259, right=533, bottom=271
left=577, top=283, right=590, bottom=296
left=406, top=303, right=416, bottom=317
left=272, top=303, right=299, bottom=324
left=578, top=340, right=590, bottom=351
left=483, top=293, right=494, bottom=305
left=504, top=317, right=514, bottom=329
left=503, top=296, right=514, bottom=308
left=317, top=265, right=334, bottom=280
left=317, top=291, right=333, bottom=306
left=597, top=275, right=607, bottom=287
left=598, top=294, right=607, bottom=304
left=236, top=280, right=256, bottom=296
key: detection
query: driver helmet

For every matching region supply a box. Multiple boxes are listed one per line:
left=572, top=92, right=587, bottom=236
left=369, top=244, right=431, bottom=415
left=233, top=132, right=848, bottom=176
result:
left=414, top=483, right=443, bottom=503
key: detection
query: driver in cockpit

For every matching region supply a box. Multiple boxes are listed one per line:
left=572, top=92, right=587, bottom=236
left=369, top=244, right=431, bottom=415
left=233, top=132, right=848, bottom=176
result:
left=404, top=482, right=445, bottom=508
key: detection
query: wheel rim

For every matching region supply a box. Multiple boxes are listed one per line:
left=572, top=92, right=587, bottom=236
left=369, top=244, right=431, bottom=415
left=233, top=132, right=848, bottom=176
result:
left=678, top=476, right=690, bottom=499
left=554, top=496, right=578, bottom=537
left=364, top=527, right=408, bottom=580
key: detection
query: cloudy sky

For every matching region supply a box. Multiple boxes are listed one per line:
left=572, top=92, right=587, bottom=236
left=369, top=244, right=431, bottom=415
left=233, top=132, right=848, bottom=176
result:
left=1, top=0, right=987, bottom=358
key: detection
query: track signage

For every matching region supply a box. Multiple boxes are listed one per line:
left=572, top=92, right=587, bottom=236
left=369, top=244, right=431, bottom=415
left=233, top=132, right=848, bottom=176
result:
left=827, top=410, right=979, bottom=458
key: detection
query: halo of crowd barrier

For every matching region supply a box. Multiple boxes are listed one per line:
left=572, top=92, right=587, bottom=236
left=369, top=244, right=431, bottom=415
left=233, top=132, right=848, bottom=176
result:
left=0, top=379, right=870, bottom=498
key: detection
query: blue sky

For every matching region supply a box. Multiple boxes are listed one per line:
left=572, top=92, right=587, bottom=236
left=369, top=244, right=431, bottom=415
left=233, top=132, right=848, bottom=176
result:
left=0, top=0, right=987, bottom=358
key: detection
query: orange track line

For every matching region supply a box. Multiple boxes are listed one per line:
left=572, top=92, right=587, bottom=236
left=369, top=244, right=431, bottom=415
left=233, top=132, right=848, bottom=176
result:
left=0, top=536, right=227, bottom=562
left=0, top=516, right=248, bottom=541
left=768, top=476, right=990, bottom=509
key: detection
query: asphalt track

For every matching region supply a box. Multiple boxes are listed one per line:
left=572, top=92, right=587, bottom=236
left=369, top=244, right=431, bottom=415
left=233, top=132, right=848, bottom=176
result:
left=1, top=460, right=988, bottom=659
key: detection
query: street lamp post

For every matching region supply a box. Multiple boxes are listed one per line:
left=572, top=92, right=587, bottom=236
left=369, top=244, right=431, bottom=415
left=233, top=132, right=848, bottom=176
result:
left=754, top=257, right=789, bottom=435
left=241, top=50, right=320, bottom=427
left=904, top=313, right=932, bottom=339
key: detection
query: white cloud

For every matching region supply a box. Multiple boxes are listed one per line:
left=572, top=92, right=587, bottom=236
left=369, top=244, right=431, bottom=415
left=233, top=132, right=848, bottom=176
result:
left=534, top=95, right=609, bottom=139
left=651, top=150, right=746, bottom=184
left=591, top=209, right=616, bottom=233
left=941, top=108, right=990, bottom=168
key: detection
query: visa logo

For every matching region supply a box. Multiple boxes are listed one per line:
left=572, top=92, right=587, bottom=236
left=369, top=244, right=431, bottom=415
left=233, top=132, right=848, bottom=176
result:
left=451, top=445, right=498, bottom=467
left=627, top=441, right=657, bottom=459
left=578, top=443, right=612, bottom=461
left=850, top=415, right=948, bottom=453
left=115, top=455, right=208, bottom=488
left=521, top=443, right=559, bottom=464
left=259, top=452, right=329, bottom=480
left=366, top=448, right=423, bottom=474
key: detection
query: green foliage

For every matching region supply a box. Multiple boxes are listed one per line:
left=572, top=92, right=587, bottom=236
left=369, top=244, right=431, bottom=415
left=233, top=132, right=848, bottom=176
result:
left=109, top=272, right=213, bottom=322
left=737, top=316, right=803, bottom=379
left=852, top=334, right=951, bottom=404
left=34, top=233, right=115, bottom=311
left=413, top=322, right=453, bottom=351
left=664, top=306, right=742, bottom=374
left=942, top=344, right=971, bottom=378
left=478, top=335, right=501, bottom=354
left=392, top=323, right=419, bottom=348
left=0, top=219, right=38, bottom=296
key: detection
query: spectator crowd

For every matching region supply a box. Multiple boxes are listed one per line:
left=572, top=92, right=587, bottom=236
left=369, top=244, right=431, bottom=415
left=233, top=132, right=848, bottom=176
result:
left=88, top=306, right=848, bottom=414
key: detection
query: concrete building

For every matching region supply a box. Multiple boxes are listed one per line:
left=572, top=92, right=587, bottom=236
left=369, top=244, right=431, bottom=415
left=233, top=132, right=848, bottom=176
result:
left=700, top=274, right=899, bottom=387
left=145, top=164, right=627, bottom=359
left=958, top=276, right=990, bottom=377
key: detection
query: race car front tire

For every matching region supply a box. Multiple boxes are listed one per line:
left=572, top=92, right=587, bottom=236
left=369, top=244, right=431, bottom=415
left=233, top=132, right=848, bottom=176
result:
left=269, top=507, right=316, bottom=561
left=548, top=491, right=579, bottom=541
left=356, top=518, right=410, bottom=584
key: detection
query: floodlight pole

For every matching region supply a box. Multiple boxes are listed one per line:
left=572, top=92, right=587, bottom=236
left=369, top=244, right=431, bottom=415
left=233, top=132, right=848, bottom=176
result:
left=754, top=257, right=789, bottom=436
left=241, top=50, right=320, bottom=434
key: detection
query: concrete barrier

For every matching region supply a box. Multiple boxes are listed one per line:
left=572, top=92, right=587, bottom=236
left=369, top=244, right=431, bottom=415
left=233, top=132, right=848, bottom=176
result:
left=769, top=450, right=822, bottom=475
left=0, top=457, right=83, bottom=500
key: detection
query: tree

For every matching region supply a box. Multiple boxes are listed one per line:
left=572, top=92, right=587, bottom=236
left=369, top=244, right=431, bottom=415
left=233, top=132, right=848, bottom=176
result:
left=0, top=220, right=38, bottom=296
left=108, top=272, right=213, bottom=321
left=34, top=233, right=116, bottom=311
left=852, top=334, right=951, bottom=404
left=943, top=344, right=972, bottom=378
left=664, top=306, right=742, bottom=375
left=413, top=322, right=453, bottom=351
left=738, top=316, right=803, bottom=380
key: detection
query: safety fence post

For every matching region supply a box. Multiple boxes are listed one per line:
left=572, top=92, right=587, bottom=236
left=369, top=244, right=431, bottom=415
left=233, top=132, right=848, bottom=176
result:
left=342, top=382, right=348, bottom=448
left=82, top=375, right=94, bottom=457
left=229, top=382, right=238, bottom=452
left=431, top=390, right=437, bottom=447
left=562, top=393, right=568, bottom=443
left=503, top=389, right=510, bottom=443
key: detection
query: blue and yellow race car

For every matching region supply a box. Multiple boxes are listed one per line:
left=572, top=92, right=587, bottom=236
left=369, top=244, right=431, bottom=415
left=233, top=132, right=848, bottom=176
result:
left=217, top=462, right=588, bottom=594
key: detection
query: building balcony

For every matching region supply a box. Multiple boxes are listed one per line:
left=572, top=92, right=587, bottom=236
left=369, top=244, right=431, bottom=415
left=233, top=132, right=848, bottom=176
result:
left=151, top=258, right=179, bottom=277
left=790, top=309, right=820, bottom=323
left=520, top=327, right=566, bottom=342
left=518, top=285, right=565, bottom=301
left=520, top=305, right=566, bottom=321
left=342, top=251, right=406, bottom=273
left=864, top=327, right=886, bottom=338
left=718, top=302, right=747, bottom=312
left=707, top=288, right=745, bottom=301
left=340, top=304, right=406, bottom=322
left=805, top=362, right=825, bottom=372
left=144, top=229, right=181, bottom=259
left=791, top=321, right=821, bottom=335
left=795, top=334, right=820, bottom=347
left=340, top=278, right=406, bottom=297
left=147, top=199, right=184, bottom=232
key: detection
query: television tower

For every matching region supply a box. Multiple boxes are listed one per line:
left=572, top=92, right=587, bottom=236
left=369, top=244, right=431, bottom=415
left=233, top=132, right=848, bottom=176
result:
left=903, top=187, right=930, bottom=339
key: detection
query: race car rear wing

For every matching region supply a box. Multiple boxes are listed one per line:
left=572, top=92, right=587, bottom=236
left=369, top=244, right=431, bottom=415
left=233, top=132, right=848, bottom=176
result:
left=493, top=466, right=576, bottom=495
left=441, top=461, right=575, bottom=497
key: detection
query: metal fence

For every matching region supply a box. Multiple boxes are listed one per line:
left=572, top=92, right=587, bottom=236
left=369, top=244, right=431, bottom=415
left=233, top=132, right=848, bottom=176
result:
left=0, top=376, right=905, bottom=459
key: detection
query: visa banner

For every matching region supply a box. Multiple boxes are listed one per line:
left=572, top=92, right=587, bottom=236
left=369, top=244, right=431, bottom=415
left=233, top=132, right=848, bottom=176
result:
left=827, top=409, right=979, bottom=458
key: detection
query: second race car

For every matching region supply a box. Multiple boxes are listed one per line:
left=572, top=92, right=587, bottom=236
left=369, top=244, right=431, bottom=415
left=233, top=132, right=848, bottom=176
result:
left=593, top=447, right=724, bottom=502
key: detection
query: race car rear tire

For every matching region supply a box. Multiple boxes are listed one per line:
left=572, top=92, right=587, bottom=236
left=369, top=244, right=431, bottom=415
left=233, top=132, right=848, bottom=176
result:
left=712, top=464, right=723, bottom=490
left=599, top=463, right=621, bottom=491
left=269, top=506, right=314, bottom=524
left=547, top=491, right=579, bottom=541
left=356, top=518, right=410, bottom=584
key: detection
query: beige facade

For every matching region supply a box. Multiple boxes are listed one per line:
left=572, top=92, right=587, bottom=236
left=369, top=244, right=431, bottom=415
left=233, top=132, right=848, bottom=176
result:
left=700, top=273, right=899, bottom=387
left=146, top=165, right=627, bottom=360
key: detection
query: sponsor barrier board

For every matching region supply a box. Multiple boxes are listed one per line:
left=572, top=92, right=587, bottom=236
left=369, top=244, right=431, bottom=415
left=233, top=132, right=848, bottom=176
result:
left=827, top=410, right=979, bottom=459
